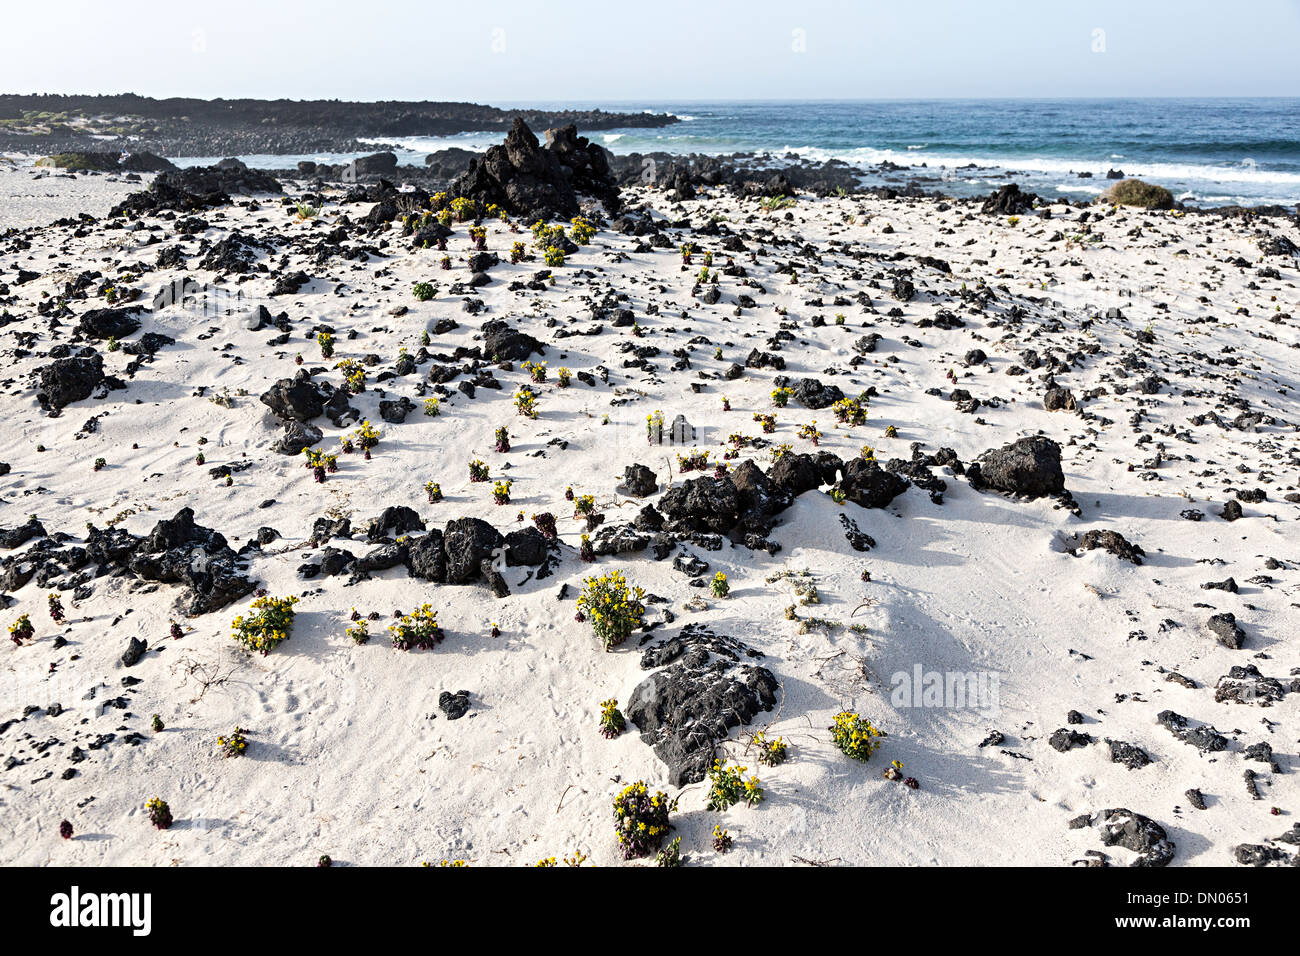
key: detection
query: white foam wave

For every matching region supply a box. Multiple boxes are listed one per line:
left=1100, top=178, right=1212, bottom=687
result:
left=770, top=143, right=1300, bottom=188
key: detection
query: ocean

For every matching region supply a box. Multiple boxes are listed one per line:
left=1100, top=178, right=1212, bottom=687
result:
left=175, top=98, right=1300, bottom=208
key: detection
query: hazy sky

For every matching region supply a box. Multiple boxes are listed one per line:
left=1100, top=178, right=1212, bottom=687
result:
left=3, top=0, right=1298, bottom=102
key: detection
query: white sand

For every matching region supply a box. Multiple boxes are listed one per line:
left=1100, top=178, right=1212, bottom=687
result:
left=0, top=178, right=1296, bottom=866
left=0, top=160, right=150, bottom=229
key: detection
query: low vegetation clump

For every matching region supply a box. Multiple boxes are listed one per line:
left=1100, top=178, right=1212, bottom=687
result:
left=492, top=479, right=512, bottom=505
left=599, top=698, right=626, bottom=738
left=412, top=281, right=436, bottom=301
left=217, top=726, right=248, bottom=758
left=231, top=595, right=299, bottom=655
left=532, top=511, right=557, bottom=539
left=771, top=387, right=792, bottom=408
left=335, top=358, right=366, bottom=394
left=832, top=397, right=867, bottom=425
left=346, top=619, right=370, bottom=645
left=706, top=759, right=764, bottom=811
left=710, top=571, right=730, bottom=598
left=831, top=710, right=884, bottom=762
left=1102, top=178, right=1175, bottom=210
left=753, top=731, right=788, bottom=766
left=676, top=448, right=710, bottom=473
left=576, top=570, right=646, bottom=650
left=712, top=825, right=732, bottom=852
left=145, top=797, right=173, bottom=830
left=8, top=613, right=34, bottom=646
left=449, top=196, right=478, bottom=221
left=468, top=459, right=490, bottom=482
left=612, top=781, right=675, bottom=860
left=389, top=604, right=442, bottom=651
left=513, top=386, right=539, bottom=418
left=646, top=409, right=665, bottom=443
left=351, top=419, right=380, bottom=450
left=423, top=397, right=440, bottom=417
left=656, top=836, right=683, bottom=867
left=570, top=217, right=596, bottom=244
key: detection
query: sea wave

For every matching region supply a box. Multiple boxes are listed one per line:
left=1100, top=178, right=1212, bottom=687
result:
left=769, top=143, right=1300, bottom=187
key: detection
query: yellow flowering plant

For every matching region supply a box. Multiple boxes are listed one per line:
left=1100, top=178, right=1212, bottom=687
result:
left=706, top=758, right=764, bottom=811
left=231, top=595, right=299, bottom=655
left=389, top=604, right=442, bottom=652
left=145, top=797, right=173, bottom=830
left=599, top=698, right=626, bottom=738
left=217, top=726, right=248, bottom=758
left=831, top=710, right=884, bottom=762
left=832, top=397, right=867, bottom=425
left=576, top=570, right=645, bottom=650
left=753, top=731, right=788, bottom=766
left=612, top=780, right=676, bottom=860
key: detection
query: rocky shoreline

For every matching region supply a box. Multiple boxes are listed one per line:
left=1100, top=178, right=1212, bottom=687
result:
left=0, top=93, right=677, bottom=158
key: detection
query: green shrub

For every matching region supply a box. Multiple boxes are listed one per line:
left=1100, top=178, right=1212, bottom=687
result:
left=1102, top=178, right=1175, bottom=210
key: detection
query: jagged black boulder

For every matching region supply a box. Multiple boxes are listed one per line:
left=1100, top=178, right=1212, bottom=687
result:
left=981, top=183, right=1039, bottom=215
left=481, top=318, right=545, bottom=361
left=968, top=436, right=1066, bottom=498
left=626, top=624, right=779, bottom=785
left=366, top=506, right=425, bottom=541
left=35, top=351, right=105, bottom=410
left=835, top=458, right=909, bottom=509
left=618, top=463, right=658, bottom=497
left=443, top=518, right=503, bottom=584
left=126, top=508, right=256, bottom=616
left=260, top=372, right=325, bottom=422
left=1078, top=530, right=1145, bottom=565
left=503, top=527, right=548, bottom=566
left=78, top=306, right=143, bottom=340
left=406, top=530, right=447, bottom=582
left=1096, top=808, right=1176, bottom=867
left=790, top=377, right=845, bottom=410
left=449, top=119, right=621, bottom=222
left=272, top=420, right=322, bottom=455
left=659, top=475, right=741, bottom=534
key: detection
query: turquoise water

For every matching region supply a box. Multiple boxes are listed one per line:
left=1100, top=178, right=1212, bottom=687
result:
left=175, top=98, right=1300, bottom=208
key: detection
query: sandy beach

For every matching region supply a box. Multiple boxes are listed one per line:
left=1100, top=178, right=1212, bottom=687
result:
left=0, top=140, right=1296, bottom=869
